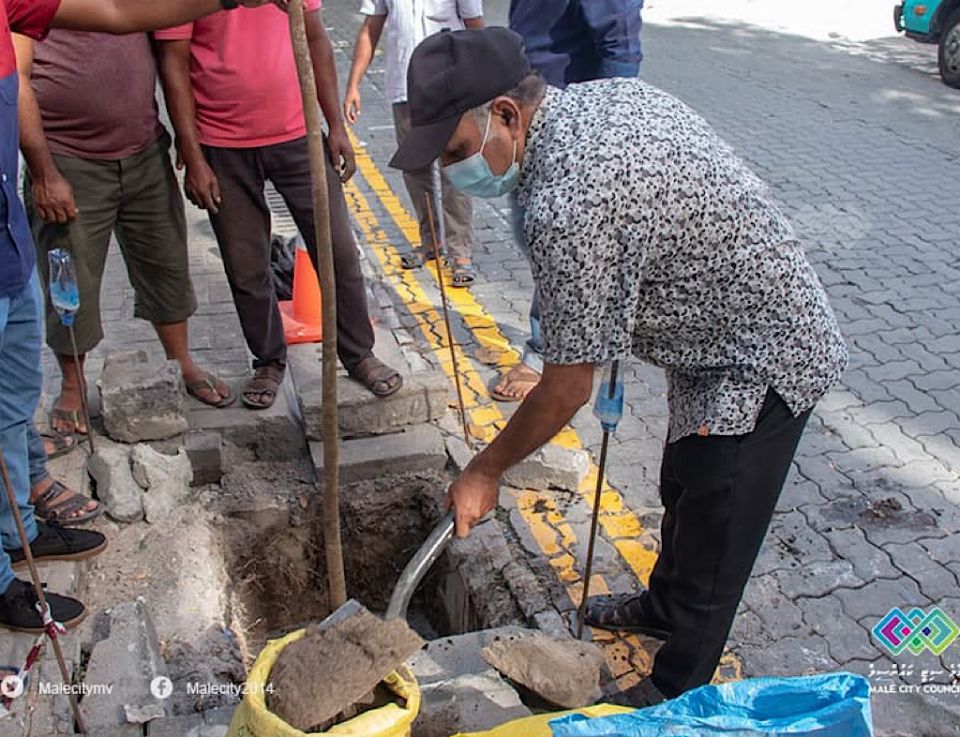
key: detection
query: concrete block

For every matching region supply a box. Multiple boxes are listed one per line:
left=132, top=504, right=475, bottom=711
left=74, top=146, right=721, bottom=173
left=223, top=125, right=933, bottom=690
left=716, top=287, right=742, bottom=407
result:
left=309, top=424, right=447, bottom=483
left=80, top=599, right=168, bottom=734
left=87, top=445, right=144, bottom=523
left=482, top=631, right=604, bottom=708
left=187, top=406, right=259, bottom=448
left=130, top=445, right=193, bottom=524
left=99, top=350, right=189, bottom=442
left=255, top=393, right=305, bottom=462
left=185, top=431, right=224, bottom=486
left=502, top=445, right=590, bottom=492
left=408, top=627, right=536, bottom=686
left=445, top=435, right=474, bottom=472
left=414, top=670, right=532, bottom=737
left=290, top=336, right=451, bottom=441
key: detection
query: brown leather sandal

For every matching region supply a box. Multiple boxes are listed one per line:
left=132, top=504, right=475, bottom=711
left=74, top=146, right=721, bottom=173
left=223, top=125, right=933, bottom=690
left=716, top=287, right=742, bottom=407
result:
left=241, top=365, right=285, bottom=410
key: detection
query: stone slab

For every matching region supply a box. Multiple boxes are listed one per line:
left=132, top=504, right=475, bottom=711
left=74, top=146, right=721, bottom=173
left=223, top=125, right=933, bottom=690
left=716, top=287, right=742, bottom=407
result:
left=291, top=330, right=451, bottom=440
left=502, top=445, right=590, bottom=493
left=309, top=423, right=447, bottom=483
left=99, top=349, right=188, bottom=443
left=80, top=599, right=168, bottom=733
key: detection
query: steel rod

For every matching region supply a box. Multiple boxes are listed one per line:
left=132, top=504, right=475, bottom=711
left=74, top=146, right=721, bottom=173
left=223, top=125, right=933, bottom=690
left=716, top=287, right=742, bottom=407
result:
left=0, top=449, right=86, bottom=734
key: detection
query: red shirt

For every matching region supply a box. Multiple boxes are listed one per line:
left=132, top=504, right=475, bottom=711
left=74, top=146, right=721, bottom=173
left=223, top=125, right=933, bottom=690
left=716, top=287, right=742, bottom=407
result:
left=155, top=2, right=322, bottom=149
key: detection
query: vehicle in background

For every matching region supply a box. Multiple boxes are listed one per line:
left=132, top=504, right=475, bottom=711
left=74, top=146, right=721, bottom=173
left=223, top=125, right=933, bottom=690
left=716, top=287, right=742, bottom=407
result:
left=895, top=0, right=960, bottom=87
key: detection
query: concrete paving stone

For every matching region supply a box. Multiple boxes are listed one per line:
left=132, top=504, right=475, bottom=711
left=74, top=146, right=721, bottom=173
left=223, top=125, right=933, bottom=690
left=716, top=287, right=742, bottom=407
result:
left=799, top=595, right=878, bottom=664
left=842, top=369, right=896, bottom=405
left=868, top=423, right=938, bottom=465
left=503, top=561, right=550, bottom=619
left=502, top=445, right=590, bottom=493
left=884, top=541, right=947, bottom=575
left=728, top=609, right=769, bottom=649
left=871, top=689, right=960, bottom=737
left=825, top=446, right=903, bottom=475
left=187, top=406, right=259, bottom=448
left=823, top=527, right=900, bottom=581
left=907, top=564, right=960, bottom=603
left=919, top=537, right=960, bottom=566
left=834, top=578, right=929, bottom=622
left=891, top=485, right=960, bottom=533
left=734, top=634, right=838, bottom=679
left=185, top=431, right=224, bottom=486
left=309, top=423, right=447, bottom=484
left=740, top=575, right=808, bottom=641
left=882, top=379, right=944, bottom=415
left=774, top=561, right=863, bottom=600
left=762, top=510, right=836, bottom=572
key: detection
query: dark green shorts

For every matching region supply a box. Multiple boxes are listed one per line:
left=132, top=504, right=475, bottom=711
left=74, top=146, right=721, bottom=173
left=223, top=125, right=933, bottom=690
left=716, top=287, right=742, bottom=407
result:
left=26, top=134, right=196, bottom=355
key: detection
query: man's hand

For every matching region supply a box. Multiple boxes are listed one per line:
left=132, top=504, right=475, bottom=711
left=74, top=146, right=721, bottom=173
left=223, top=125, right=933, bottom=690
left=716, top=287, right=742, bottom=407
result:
left=178, top=153, right=222, bottom=214
left=327, top=126, right=357, bottom=183
left=344, top=85, right=362, bottom=125
left=31, top=172, right=78, bottom=224
left=446, top=464, right=500, bottom=538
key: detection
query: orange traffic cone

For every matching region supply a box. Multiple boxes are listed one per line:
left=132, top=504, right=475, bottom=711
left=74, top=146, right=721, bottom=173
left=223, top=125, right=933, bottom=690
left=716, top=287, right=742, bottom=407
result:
left=279, top=237, right=323, bottom=344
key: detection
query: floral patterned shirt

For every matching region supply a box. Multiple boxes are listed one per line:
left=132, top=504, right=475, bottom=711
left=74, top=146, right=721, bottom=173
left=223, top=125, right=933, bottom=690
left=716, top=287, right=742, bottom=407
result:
left=517, top=79, right=848, bottom=442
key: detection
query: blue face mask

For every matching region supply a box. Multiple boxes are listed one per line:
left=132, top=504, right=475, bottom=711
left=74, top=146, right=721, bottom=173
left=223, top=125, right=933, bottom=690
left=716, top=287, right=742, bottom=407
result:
left=444, top=110, right=520, bottom=198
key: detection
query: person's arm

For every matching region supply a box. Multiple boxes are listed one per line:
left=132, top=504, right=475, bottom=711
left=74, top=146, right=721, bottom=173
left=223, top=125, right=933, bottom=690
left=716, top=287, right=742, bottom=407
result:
left=459, top=0, right=485, bottom=29
left=52, top=0, right=287, bottom=34
left=344, top=14, right=386, bottom=125
left=156, top=38, right=222, bottom=213
left=448, top=362, right=594, bottom=537
left=305, top=7, right=356, bottom=182
left=581, top=0, right=643, bottom=79
left=13, top=34, right=78, bottom=224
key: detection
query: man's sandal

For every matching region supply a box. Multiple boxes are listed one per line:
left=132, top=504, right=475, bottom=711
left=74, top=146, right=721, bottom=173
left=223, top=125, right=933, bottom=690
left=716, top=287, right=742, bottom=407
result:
left=241, top=365, right=285, bottom=410
left=186, top=373, right=236, bottom=408
left=50, top=407, right=87, bottom=436
left=41, top=431, right=78, bottom=461
left=400, top=246, right=442, bottom=270
left=33, top=480, right=102, bottom=526
left=451, top=260, right=476, bottom=288
left=349, top=356, right=403, bottom=398
left=583, top=593, right=672, bottom=640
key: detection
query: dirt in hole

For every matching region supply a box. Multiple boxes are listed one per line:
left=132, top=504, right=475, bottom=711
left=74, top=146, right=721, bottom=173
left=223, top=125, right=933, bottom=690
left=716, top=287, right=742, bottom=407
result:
left=218, top=472, right=447, bottom=659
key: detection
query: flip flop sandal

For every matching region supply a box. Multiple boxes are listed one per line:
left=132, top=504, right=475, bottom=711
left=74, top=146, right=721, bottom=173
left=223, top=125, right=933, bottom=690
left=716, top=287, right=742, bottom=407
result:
left=583, top=593, right=672, bottom=640
left=50, top=407, right=88, bottom=436
left=33, top=480, right=103, bottom=526
left=490, top=365, right=541, bottom=403
left=400, top=246, right=443, bottom=270
left=186, top=374, right=237, bottom=408
left=241, top=365, right=285, bottom=410
left=41, top=431, right=78, bottom=461
left=451, top=262, right=476, bottom=288
left=349, top=356, right=403, bottom=398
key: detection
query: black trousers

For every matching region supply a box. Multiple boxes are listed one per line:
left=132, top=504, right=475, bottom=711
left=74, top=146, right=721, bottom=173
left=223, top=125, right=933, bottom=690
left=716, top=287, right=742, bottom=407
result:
left=646, top=390, right=811, bottom=696
left=204, top=136, right=374, bottom=372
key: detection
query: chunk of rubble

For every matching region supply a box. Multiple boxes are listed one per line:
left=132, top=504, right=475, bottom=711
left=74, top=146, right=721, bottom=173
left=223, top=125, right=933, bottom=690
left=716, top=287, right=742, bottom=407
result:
left=482, top=630, right=605, bottom=708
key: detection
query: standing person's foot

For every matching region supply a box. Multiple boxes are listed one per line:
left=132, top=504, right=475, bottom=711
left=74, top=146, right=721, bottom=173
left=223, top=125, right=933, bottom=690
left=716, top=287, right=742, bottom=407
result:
left=0, top=578, right=87, bottom=633
left=183, top=365, right=236, bottom=408
left=583, top=592, right=672, bottom=640
left=349, top=356, right=403, bottom=398
left=30, top=478, right=102, bottom=526
left=450, top=258, right=476, bottom=288
left=400, top=245, right=443, bottom=269
left=4, top=522, right=107, bottom=570
left=50, top=386, right=87, bottom=436
left=491, top=364, right=541, bottom=403
left=40, top=431, right=78, bottom=460
left=241, top=364, right=285, bottom=410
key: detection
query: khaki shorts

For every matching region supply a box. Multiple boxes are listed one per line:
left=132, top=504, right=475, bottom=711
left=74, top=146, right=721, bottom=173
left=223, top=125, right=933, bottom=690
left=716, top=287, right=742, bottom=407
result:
left=26, top=133, right=196, bottom=355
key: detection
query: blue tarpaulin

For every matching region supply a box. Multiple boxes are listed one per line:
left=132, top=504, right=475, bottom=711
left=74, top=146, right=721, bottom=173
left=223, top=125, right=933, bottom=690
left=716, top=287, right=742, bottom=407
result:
left=550, top=673, right=873, bottom=737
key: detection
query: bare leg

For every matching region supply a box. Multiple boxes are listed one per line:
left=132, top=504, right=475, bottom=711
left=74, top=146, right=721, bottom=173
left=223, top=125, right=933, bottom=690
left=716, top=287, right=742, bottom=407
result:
left=51, top=352, right=88, bottom=434
left=153, top=321, right=228, bottom=405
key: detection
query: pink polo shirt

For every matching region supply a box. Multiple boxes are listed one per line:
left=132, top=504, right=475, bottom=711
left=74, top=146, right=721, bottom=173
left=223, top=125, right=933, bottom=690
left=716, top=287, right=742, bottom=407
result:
left=155, top=1, right=322, bottom=149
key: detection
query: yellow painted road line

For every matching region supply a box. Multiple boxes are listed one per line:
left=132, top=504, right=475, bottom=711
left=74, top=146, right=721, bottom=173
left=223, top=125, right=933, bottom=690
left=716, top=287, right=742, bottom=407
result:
left=346, top=133, right=742, bottom=685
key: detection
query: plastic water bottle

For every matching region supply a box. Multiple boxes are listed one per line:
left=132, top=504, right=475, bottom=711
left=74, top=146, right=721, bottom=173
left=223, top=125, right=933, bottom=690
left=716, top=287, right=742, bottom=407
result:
left=593, top=361, right=624, bottom=433
left=48, top=249, right=80, bottom=327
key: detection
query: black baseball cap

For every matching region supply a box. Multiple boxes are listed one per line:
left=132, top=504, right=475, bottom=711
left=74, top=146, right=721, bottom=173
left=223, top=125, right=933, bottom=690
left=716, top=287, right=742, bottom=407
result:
left=389, top=27, right=530, bottom=171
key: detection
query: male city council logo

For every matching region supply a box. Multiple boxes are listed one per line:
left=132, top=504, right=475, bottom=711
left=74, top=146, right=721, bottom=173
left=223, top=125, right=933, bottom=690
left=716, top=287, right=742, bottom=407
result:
left=873, top=607, right=960, bottom=656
